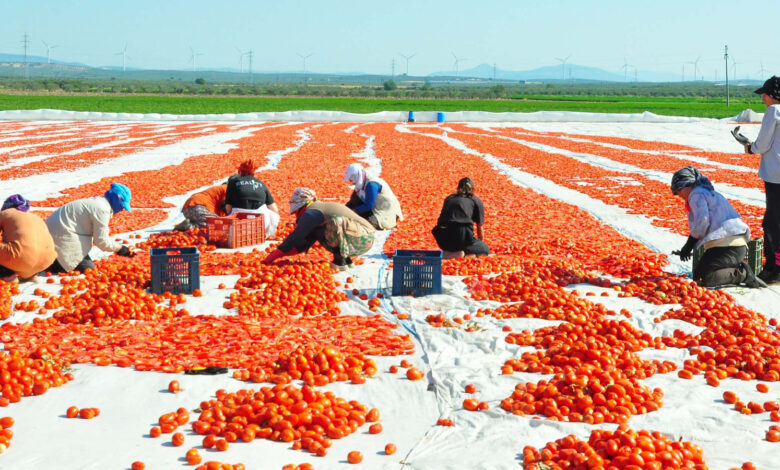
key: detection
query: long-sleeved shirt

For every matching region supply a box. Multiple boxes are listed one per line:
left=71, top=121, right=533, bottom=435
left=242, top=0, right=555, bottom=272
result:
left=46, top=197, right=121, bottom=272
left=350, top=181, right=381, bottom=214
left=750, top=104, right=780, bottom=184
left=0, top=209, right=57, bottom=278
left=183, top=185, right=227, bottom=216
left=687, top=186, right=749, bottom=249
left=278, top=201, right=375, bottom=253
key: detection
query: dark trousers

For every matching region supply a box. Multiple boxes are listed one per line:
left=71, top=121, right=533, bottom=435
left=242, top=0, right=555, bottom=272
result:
left=693, top=245, right=747, bottom=287
left=432, top=224, right=490, bottom=256
left=46, top=255, right=95, bottom=274
left=764, top=181, right=780, bottom=271
left=0, top=265, right=15, bottom=278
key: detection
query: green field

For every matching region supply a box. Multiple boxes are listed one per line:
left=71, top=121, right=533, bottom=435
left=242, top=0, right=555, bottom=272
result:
left=0, top=93, right=762, bottom=118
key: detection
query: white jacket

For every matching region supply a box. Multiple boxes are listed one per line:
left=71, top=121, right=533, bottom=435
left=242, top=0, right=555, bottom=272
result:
left=368, top=177, right=403, bottom=230
left=45, top=197, right=121, bottom=272
left=751, top=104, right=780, bottom=184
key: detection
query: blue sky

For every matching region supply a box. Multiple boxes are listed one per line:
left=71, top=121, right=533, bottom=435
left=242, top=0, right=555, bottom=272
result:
left=0, top=0, right=776, bottom=79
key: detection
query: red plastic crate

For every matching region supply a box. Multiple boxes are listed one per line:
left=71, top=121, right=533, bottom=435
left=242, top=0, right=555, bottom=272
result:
left=206, top=213, right=265, bottom=248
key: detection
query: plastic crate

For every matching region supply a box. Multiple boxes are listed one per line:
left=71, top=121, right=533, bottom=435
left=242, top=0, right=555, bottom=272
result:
left=392, top=250, right=442, bottom=297
left=691, top=238, right=763, bottom=276
left=150, top=247, right=200, bottom=295
left=206, top=213, right=265, bottom=249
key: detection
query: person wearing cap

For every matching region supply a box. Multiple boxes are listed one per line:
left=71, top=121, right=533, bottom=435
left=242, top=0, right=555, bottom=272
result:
left=343, top=163, right=403, bottom=230
left=670, top=166, right=765, bottom=288
left=432, top=177, right=489, bottom=259
left=0, top=195, right=57, bottom=282
left=224, top=159, right=280, bottom=238
left=744, top=76, right=780, bottom=283
left=174, top=184, right=228, bottom=231
left=262, top=188, right=375, bottom=270
left=44, top=183, right=135, bottom=274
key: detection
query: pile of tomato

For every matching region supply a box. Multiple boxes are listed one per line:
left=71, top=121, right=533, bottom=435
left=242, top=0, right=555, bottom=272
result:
left=0, top=350, right=72, bottom=404
left=522, top=425, right=709, bottom=470
left=233, top=345, right=378, bottom=386
left=500, top=366, right=664, bottom=423
left=181, top=384, right=380, bottom=457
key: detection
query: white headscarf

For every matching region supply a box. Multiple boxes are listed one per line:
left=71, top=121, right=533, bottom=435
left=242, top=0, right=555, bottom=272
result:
left=344, top=163, right=368, bottom=199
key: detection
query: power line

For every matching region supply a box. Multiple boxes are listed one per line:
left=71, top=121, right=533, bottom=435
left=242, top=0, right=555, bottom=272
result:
left=21, top=33, right=30, bottom=78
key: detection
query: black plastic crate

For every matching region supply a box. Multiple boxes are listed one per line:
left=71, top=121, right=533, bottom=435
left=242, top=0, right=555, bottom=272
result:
left=691, top=238, right=763, bottom=276
left=392, top=250, right=442, bottom=297
left=150, top=247, right=200, bottom=295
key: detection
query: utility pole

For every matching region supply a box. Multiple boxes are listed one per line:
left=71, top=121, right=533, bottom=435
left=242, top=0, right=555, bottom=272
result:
left=248, top=49, right=253, bottom=84
left=22, top=33, right=30, bottom=78
left=724, top=45, right=729, bottom=107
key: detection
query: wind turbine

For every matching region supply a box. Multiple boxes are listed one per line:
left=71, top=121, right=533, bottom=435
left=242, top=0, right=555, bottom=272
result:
left=731, top=58, right=738, bottom=81
left=555, top=54, right=571, bottom=81
left=42, top=41, right=58, bottom=64
left=189, top=47, right=204, bottom=72
left=688, top=56, right=701, bottom=81
left=621, top=57, right=632, bottom=82
left=297, top=52, right=313, bottom=74
left=399, top=52, right=416, bottom=76
left=236, top=47, right=248, bottom=73
left=451, top=52, right=467, bottom=79
left=115, top=44, right=129, bottom=72
left=758, top=62, right=767, bottom=78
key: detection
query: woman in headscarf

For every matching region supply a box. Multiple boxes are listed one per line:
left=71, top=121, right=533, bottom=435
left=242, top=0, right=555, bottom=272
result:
left=671, top=166, right=764, bottom=288
left=263, top=188, right=375, bottom=270
left=225, top=159, right=280, bottom=238
left=45, top=183, right=135, bottom=274
left=344, top=163, right=403, bottom=230
left=432, top=177, right=489, bottom=259
left=0, top=194, right=57, bottom=282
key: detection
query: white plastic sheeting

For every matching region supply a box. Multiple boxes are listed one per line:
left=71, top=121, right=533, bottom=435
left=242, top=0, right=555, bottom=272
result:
left=0, top=108, right=725, bottom=123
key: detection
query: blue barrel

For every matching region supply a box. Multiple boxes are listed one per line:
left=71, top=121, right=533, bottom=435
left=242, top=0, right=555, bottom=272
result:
left=408, top=111, right=415, bottom=122
left=436, top=112, right=445, bottom=123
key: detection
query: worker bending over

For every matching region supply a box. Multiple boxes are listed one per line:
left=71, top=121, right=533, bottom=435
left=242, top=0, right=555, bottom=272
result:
left=0, top=195, right=57, bottom=282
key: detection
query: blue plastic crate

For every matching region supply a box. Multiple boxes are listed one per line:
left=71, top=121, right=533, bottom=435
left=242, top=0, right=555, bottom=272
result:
left=150, top=247, right=200, bottom=295
left=392, top=250, right=442, bottom=297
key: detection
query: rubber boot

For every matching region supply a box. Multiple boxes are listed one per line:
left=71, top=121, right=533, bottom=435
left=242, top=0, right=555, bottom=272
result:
left=741, top=262, right=768, bottom=288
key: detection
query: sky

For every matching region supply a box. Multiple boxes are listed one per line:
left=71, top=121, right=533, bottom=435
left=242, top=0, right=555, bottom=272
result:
left=0, top=0, right=777, bottom=79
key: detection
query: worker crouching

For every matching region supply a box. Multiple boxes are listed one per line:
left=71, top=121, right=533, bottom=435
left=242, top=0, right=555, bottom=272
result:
left=671, top=167, right=765, bottom=288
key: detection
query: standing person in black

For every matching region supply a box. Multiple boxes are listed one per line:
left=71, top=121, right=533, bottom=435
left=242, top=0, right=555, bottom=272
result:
left=224, top=159, right=280, bottom=238
left=432, top=177, right=489, bottom=259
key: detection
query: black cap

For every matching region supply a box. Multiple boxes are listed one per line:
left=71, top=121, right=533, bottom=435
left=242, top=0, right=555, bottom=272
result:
left=754, top=76, right=780, bottom=100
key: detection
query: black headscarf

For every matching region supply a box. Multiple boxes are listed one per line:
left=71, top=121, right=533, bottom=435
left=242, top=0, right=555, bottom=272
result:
left=670, top=166, right=714, bottom=194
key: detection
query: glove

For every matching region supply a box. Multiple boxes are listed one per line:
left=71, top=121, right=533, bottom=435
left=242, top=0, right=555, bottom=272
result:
left=672, top=236, right=698, bottom=262
left=731, top=126, right=751, bottom=145
left=262, top=247, right=297, bottom=265
left=184, top=366, right=228, bottom=375
left=116, top=245, right=135, bottom=257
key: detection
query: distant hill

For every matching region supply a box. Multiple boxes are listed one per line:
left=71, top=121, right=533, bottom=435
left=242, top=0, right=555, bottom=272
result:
left=431, top=63, right=682, bottom=83
left=0, top=53, right=759, bottom=85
